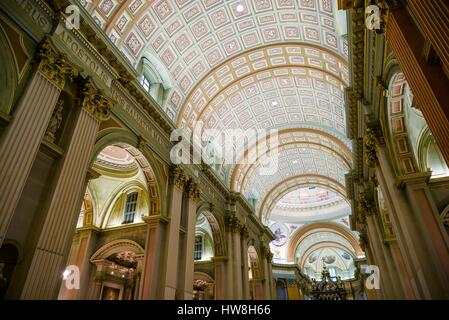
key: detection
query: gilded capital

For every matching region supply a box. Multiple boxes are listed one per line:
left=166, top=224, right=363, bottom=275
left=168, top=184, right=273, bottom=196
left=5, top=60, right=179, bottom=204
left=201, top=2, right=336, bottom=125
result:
left=81, top=78, right=113, bottom=121
left=240, top=225, right=249, bottom=239
left=364, top=128, right=378, bottom=168
left=37, top=38, right=78, bottom=90
left=225, top=214, right=239, bottom=233
left=185, top=179, right=201, bottom=201
left=170, top=166, right=187, bottom=190
left=262, top=245, right=273, bottom=261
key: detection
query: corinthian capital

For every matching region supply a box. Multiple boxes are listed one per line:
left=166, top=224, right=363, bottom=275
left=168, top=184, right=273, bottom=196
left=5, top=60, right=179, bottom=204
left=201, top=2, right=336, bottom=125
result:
left=185, top=178, right=201, bottom=201
left=262, top=245, right=273, bottom=261
left=169, top=165, right=187, bottom=190
left=364, top=128, right=378, bottom=168
left=81, top=78, right=113, bottom=121
left=36, top=37, right=78, bottom=90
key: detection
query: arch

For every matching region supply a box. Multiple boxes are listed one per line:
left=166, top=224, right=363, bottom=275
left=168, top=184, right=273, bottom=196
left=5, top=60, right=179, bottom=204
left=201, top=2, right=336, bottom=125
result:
left=258, top=174, right=348, bottom=223
left=177, top=43, right=349, bottom=127
left=299, top=242, right=356, bottom=270
left=247, top=245, right=262, bottom=281
left=90, top=239, right=144, bottom=262
left=229, top=127, right=352, bottom=192
left=0, top=21, right=20, bottom=115
left=287, top=222, right=363, bottom=262
left=196, top=205, right=225, bottom=257
left=99, top=180, right=150, bottom=229
left=78, top=187, right=95, bottom=228
left=92, top=129, right=166, bottom=216
left=235, top=143, right=349, bottom=203
left=138, top=50, right=174, bottom=106
left=417, top=127, right=449, bottom=178
left=383, top=71, right=420, bottom=175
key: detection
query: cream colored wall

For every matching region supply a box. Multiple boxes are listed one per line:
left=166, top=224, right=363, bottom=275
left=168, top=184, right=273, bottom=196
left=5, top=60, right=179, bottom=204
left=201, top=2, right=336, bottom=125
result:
left=86, top=169, right=149, bottom=229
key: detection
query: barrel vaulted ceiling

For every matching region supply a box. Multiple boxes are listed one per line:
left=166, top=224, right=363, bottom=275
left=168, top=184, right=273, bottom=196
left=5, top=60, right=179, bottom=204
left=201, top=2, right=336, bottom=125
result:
left=81, top=0, right=352, bottom=224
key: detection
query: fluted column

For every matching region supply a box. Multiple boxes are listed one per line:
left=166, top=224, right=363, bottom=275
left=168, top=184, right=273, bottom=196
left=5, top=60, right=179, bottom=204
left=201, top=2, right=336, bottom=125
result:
left=161, top=166, right=186, bottom=299
left=177, top=179, right=200, bottom=300
left=387, top=6, right=449, bottom=165
left=376, top=143, right=449, bottom=298
left=20, top=79, right=111, bottom=299
left=0, top=38, right=77, bottom=246
left=240, top=226, right=250, bottom=300
left=140, top=215, right=168, bottom=299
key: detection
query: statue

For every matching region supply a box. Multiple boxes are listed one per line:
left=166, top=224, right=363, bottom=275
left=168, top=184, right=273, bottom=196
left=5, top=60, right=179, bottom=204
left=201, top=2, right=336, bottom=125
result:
left=45, top=98, right=64, bottom=143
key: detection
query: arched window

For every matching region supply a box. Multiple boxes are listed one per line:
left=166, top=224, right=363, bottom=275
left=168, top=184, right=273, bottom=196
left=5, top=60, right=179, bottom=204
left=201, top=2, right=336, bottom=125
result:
left=123, top=192, right=138, bottom=224
left=194, top=236, right=203, bottom=260
left=139, top=55, right=172, bottom=106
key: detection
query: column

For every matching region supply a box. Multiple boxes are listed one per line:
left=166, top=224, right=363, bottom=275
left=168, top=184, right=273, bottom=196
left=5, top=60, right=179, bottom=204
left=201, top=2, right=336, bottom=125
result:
left=224, top=215, right=234, bottom=300
left=177, top=179, right=200, bottom=299
left=161, top=166, right=186, bottom=299
left=90, top=265, right=106, bottom=300
left=376, top=144, right=449, bottom=298
left=0, top=38, right=77, bottom=246
left=20, top=79, right=111, bottom=299
left=364, top=211, right=399, bottom=299
left=262, top=245, right=273, bottom=300
left=212, top=256, right=226, bottom=300
left=140, top=215, right=168, bottom=300
left=240, top=226, right=250, bottom=300
left=232, top=219, right=243, bottom=300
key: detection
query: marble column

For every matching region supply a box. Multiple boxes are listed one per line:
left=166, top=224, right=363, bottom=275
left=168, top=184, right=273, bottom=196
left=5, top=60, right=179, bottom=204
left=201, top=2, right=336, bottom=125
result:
left=161, top=166, right=186, bottom=299
left=240, top=226, right=250, bottom=300
left=20, top=79, right=111, bottom=299
left=177, top=179, right=200, bottom=299
left=376, top=143, right=449, bottom=298
left=140, top=215, right=168, bottom=300
left=0, top=38, right=77, bottom=246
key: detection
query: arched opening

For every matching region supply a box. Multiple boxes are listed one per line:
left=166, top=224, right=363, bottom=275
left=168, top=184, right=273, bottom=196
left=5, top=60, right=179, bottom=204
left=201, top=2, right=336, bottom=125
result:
left=194, top=213, right=215, bottom=261
left=90, top=240, right=144, bottom=300
left=193, top=272, right=215, bottom=300
left=247, top=245, right=263, bottom=300
left=59, top=143, right=161, bottom=300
